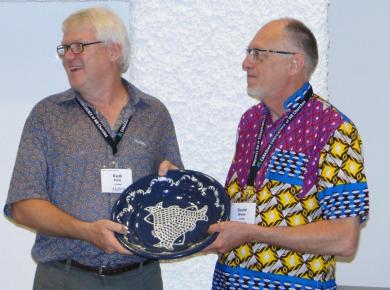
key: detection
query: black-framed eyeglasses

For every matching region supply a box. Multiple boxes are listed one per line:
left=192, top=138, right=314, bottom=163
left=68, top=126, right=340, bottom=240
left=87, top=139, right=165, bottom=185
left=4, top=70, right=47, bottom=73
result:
left=56, top=41, right=103, bottom=58
left=246, top=47, right=297, bottom=61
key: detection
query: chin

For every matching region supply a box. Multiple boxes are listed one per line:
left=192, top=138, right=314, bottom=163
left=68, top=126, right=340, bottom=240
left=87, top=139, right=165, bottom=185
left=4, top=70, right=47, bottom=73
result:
left=247, top=87, right=264, bottom=101
left=69, top=82, right=81, bottom=91
left=68, top=77, right=84, bottom=91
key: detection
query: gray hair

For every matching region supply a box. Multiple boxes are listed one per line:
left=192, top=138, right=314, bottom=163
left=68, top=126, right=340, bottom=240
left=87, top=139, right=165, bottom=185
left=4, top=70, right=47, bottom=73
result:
left=283, top=18, right=318, bottom=78
left=62, top=7, right=130, bottom=73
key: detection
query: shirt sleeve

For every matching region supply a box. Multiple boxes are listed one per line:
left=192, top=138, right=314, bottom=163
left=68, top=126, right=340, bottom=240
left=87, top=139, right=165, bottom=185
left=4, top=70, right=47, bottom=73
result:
left=158, top=104, right=184, bottom=170
left=4, top=105, right=50, bottom=218
left=317, top=121, right=369, bottom=223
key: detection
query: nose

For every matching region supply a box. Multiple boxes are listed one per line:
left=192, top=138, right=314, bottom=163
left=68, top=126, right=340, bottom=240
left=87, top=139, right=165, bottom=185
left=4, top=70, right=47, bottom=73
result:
left=63, top=48, right=76, bottom=60
left=242, top=54, right=254, bottom=71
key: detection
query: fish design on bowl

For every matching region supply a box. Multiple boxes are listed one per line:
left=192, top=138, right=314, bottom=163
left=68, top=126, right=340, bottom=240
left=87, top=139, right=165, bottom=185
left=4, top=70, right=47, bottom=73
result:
left=144, top=202, right=208, bottom=250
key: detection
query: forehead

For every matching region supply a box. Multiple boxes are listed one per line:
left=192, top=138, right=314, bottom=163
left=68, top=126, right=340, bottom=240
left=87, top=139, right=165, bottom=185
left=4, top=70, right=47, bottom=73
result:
left=250, top=21, right=287, bottom=48
left=62, top=21, right=97, bottom=42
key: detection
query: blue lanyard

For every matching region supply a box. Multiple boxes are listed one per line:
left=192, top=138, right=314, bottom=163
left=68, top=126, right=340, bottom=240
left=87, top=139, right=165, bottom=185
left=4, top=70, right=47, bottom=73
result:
left=246, top=87, right=313, bottom=186
left=76, top=97, right=132, bottom=155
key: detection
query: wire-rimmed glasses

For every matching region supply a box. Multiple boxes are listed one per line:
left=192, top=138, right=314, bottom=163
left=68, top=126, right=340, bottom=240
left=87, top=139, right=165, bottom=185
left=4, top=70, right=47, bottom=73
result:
left=56, top=41, right=103, bottom=58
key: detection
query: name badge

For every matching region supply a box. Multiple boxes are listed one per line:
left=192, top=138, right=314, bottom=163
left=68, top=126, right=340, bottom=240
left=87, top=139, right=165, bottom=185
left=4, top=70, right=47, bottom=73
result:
left=230, top=203, right=256, bottom=224
left=101, top=168, right=132, bottom=193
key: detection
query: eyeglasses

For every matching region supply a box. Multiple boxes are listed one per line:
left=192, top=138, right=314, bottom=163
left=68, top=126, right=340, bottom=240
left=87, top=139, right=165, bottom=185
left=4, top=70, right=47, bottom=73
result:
left=246, top=47, right=297, bottom=61
left=56, top=41, right=103, bottom=58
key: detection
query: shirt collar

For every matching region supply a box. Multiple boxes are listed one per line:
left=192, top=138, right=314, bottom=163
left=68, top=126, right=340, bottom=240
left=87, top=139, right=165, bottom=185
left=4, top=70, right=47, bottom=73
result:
left=259, top=82, right=312, bottom=118
left=283, top=82, right=311, bottom=114
left=56, top=78, right=141, bottom=107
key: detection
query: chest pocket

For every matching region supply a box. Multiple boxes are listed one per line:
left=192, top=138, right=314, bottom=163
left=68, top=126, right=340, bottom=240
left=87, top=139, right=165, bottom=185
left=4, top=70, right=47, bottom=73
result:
left=265, top=149, right=309, bottom=187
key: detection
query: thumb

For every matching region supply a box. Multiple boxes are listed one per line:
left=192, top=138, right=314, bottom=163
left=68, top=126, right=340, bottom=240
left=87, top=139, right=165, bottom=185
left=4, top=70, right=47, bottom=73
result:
left=158, top=160, right=178, bottom=176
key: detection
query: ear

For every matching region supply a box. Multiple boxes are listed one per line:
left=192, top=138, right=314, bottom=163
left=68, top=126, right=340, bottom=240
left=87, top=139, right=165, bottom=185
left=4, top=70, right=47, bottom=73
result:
left=107, top=42, right=122, bottom=62
left=289, top=53, right=305, bottom=76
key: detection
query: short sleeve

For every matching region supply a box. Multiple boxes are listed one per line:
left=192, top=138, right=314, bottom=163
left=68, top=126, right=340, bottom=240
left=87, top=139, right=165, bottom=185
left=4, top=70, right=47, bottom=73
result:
left=4, top=106, right=50, bottom=218
left=317, top=122, right=369, bottom=223
left=157, top=104, right=184, bottom=170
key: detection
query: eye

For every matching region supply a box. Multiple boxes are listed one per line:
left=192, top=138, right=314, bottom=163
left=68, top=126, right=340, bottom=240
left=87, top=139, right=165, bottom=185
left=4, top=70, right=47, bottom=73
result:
left=252, top=50, right=260, bottom=60
left=70, top=43, right=84, bottom=53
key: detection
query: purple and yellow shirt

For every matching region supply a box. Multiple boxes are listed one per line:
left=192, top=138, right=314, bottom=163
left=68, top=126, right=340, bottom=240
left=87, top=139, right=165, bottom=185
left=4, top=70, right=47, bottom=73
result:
left=212, top=83, right=369, bottom=290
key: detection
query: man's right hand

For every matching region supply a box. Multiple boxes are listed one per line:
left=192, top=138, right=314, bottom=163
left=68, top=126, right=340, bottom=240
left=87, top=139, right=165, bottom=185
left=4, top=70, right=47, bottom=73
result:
left=12, top=199, right=132, bottom=255
left=84, top=220, right=131, bottom=255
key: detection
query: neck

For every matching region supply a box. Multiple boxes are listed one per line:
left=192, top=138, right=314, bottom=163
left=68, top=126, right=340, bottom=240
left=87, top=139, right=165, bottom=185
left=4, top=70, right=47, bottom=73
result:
left=81, top=78, right=127, bottom=109
left=269, top=106, right=284, bottom=122
left=80, top=78, right=129, bottom=128
left=263, top=79, right=307, bottom=122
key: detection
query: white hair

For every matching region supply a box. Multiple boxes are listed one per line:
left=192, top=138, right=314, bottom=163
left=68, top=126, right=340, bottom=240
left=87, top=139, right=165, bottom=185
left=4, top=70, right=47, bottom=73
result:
left=62, top=7, right=131, bottom=73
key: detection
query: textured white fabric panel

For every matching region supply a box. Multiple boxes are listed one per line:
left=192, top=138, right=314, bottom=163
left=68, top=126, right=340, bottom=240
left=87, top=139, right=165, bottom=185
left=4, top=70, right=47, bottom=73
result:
left=127, top=1, right=329, bottom=289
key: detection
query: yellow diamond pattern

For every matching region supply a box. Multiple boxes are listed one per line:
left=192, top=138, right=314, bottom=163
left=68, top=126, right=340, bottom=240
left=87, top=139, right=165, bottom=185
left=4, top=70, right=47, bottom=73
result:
left=278, top=191, right=298, bottom=208
left=282, top=252, right=303, bottom=270
left=262, top=206, right=282, bottom=226
left=227, top=179, right=240, bottom=197
left=321, top=162, right=338, bottom=181
left=302, top=195, right=319, bottom=212
left=340, top=122, right=353, bottom=134
left=319, top=124, right=366, bottom=187
left=257, top=247, right=278, bottom=267
left=236, top=243, right=253, bottom=261
left=286, top=212, right=307, bottom=226
left=344, top=158, right=362, bottom=177
left=258, top=185, right=273, bottom=203
left=330, top=140, right=348, bottom=158
left=307, top=256, right=325, bottom=274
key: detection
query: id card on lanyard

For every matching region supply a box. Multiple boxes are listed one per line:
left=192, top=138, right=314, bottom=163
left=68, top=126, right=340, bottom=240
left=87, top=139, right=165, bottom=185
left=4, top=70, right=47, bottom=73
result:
left=101, top=168, right=132, bottom=193
left=230, top=202, right=256, bottom=224
left=76, top=97, right=133, bottom=193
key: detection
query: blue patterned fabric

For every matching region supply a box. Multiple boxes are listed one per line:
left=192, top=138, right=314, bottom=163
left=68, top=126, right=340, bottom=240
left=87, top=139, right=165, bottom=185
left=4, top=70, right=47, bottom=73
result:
left=4, top=79, right=183, bottom=267
left=318, top=182, right=369, bottom=220
left=212, top=263, right=337, bottom=290
left=266, top=149, right=309, bottom=186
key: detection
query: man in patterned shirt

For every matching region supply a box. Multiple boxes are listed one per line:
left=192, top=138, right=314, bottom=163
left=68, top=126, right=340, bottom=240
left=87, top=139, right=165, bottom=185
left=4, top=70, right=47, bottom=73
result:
left=4, top=7, right=182, bottom=290
left=206, top=18, right=369, bottom=289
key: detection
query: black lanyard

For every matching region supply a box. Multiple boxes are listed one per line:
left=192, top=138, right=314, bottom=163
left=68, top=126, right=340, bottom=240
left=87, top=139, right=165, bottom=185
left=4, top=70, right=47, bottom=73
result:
left=246, top=87, right=313, bottom=186
left=76, top=97, right=132, bottom=155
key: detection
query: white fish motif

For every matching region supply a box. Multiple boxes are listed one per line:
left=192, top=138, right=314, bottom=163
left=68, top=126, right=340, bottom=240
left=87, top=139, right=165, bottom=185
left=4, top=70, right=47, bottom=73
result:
left=144, top=202, right=208, bottom=250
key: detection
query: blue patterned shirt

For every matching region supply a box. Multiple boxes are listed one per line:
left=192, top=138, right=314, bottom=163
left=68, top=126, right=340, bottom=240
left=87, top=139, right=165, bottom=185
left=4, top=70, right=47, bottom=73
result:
left=4, top=79, right=183, bottom=267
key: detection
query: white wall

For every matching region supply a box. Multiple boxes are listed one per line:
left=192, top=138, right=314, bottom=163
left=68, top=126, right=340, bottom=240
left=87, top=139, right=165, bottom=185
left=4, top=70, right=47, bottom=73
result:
left=3, top=0, right=387, bottom=289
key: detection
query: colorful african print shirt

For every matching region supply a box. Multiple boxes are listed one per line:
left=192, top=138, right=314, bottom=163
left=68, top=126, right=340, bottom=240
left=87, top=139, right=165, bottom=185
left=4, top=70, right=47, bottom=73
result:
left=212, top=83, right=369, bottom=290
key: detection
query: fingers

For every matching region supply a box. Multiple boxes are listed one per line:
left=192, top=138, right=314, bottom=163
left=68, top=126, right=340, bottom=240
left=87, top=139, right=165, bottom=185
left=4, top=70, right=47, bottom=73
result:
left=208, top=223, right=221, bottom=234
left=202, top=236, right=225, bottom=254
left=108, top=220, right=128, bottom=235
left=112, top=239, right=132, bottom=255
left=204, top=222, right=243, bottom=254
left=89, top=220, right=132, bottom=254
left=158, top=160, right=178, bottom=176
left=107, top=221, right=131, bottom=254
left=202, top=242, right=218, bottom=254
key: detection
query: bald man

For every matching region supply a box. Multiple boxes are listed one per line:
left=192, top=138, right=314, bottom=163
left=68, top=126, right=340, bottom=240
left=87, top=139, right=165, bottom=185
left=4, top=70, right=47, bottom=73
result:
left=206, top=18, right=369, bottom=290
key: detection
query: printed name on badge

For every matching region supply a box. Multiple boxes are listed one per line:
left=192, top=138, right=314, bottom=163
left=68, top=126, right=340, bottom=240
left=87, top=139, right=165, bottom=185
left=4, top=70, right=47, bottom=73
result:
left=230, top=203, right=256, bottom=224
left=101, top=168, right=132, bottom=193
